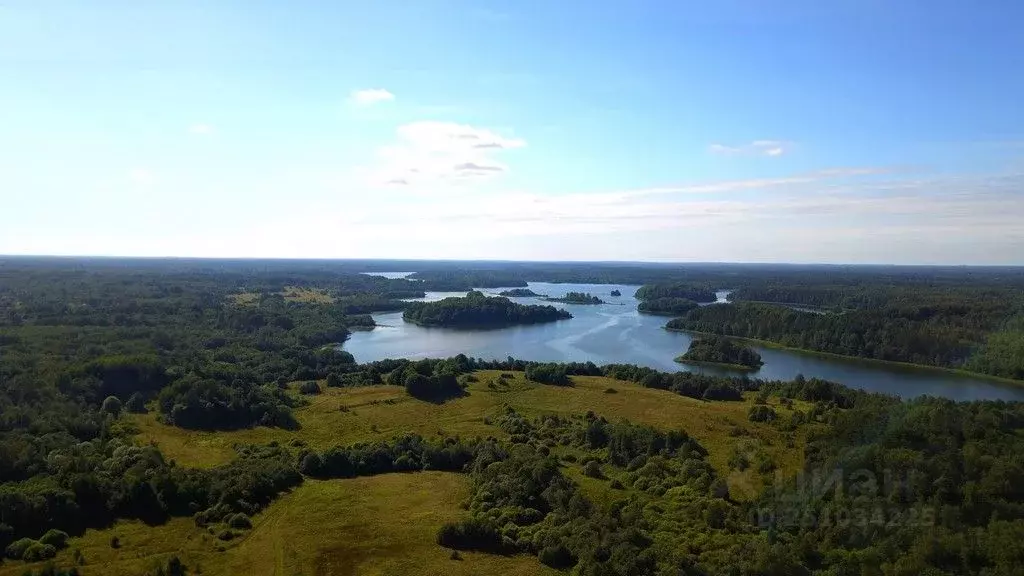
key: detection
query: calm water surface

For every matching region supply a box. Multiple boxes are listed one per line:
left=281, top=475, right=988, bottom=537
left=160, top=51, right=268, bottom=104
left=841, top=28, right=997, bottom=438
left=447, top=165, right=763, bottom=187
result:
left=342, top=282, right=1024, bottom=401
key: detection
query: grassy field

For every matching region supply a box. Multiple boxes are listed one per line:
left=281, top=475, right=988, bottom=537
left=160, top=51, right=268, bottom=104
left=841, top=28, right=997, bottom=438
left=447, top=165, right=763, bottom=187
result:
left=133, top=371, right=811, bottom=495
left=0, top=473, right=553, bottom=576
left=280, top=286, right=334, bottom=304
left=5, top=372, right=810, bottom=575
left=229, top=286, right=335, bottom=306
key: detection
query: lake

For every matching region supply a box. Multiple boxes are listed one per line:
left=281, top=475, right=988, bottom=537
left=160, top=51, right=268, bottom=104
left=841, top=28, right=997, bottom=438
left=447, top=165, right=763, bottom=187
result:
left=342, top=282, right=1024, bottom=401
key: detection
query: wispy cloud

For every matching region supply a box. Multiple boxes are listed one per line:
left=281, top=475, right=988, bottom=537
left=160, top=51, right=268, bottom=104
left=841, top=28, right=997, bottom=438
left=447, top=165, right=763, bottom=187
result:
left=350, top=88, right=395, bottom=106
left=339, top=168, right=1024, bottom=259
left=710, top=140, right=791, bottom=157
left=366, top=121, right=525, bottom=187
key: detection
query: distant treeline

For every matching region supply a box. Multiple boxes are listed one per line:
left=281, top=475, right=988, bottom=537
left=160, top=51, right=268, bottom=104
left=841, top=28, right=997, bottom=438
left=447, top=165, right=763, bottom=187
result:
left=667, top=302, right=1024, bottom=379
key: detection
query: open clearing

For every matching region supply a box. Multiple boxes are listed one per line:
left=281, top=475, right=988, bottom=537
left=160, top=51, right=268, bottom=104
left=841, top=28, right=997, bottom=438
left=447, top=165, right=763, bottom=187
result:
left=4, top=371, right=811, bottom=575
left=133, top=370, right=811, bottom=495
left=0, top=473, right=552, bottom=576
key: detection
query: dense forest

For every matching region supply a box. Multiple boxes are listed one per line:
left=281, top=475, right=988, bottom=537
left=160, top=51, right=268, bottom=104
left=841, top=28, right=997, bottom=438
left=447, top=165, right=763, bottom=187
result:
left=544, top=292, right=604, bottom=305
left=667, top=301, right=1024, bottom=379
left=634, top=283, right=717, bottom=303
left=402, top=291, right=572, bottom=328
left=497, top=288, right=544, bottom=297
left=637, top=297, right=699, bottom=316
left=676, top=335, right=764, bottom=370
left=3, top=258, right=1024, bottom=574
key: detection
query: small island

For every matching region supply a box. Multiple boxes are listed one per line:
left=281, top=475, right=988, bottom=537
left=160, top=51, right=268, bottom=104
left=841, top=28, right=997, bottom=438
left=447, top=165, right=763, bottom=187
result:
left=403, top=291, right=572, bottom=328
left=638, top=297, right=699, bottom=316
left=544, top=291, right=605, bottom=305
left=610, top=289, right=621, bottom=297
left=675, top=335, right=764, bottom=370
left=498, top=288, right=545, bottom=297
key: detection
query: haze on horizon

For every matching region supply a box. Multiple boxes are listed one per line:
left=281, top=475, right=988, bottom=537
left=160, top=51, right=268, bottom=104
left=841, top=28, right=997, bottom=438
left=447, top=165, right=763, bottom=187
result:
left=2, top=1, right=1023, bottom=265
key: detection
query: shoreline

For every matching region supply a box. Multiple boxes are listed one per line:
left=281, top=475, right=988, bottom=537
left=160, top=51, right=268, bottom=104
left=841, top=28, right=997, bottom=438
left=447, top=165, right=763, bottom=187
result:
left=673, top=356, right=761, bottom=372
left=665, top=327, right=1024, bottom=387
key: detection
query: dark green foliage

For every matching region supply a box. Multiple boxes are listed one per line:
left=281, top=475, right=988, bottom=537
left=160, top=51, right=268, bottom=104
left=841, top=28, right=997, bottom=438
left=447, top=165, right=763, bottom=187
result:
left=22, top=542, right=58, bottom=562
left=38, top=529, right=69, bottom=549
left=748, top=405, right=778, bottom=422
left=670, top=300, right=1024, bottom=378
left=634, top=282, right=717, bottom=303
left=403, top=291, right=571, bottom=328
left=544, top=292, right=604, bottom=304
left=125, top=392, right=147, bottom=413
left=100, top=395, right=122, bottom=416
left=637, top=297, right=699, bottom=315
left=157, top=376, right=299, bottom=430
left=498, top=288, right=542, bottom=297
left=609, top=290, right=621, bottom=297
left=966, top=327, right=1024, bottom=380
left=227, top=513, right=252, bottom=529
left=109, top=536, right=119, bottom=548
left=304, top=434, right=481, bottom=479
left=524, top=363, right=571, bottom=386
left=538, top=544, right=576, bottom=569
left=298, top=381, right=320, bottom=395
left=437, top=518, right=509, bottom=554
left=582, top=460, right=603, bottom=478
left=6, top=537, right=37, bottom=559
left=677, top=335, right=764, bottom=369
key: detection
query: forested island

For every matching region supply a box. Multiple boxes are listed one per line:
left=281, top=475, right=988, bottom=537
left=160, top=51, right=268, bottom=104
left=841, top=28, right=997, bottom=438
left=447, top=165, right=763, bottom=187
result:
left=634, top=282, right=717, bottom=303
left=403, top=291, right=572, bottom=328
left=675, top=335, right=764, bottom=370
left=497, top=288, right=544, bottom=297
left=610, top=289, right=621, bottom=296
left=543, top=291, right=605, bottom=304
left=637, top=296, right=699, bottom=315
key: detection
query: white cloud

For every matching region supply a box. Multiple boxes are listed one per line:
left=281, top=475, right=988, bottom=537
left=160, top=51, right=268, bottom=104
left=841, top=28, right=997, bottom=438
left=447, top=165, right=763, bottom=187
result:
left=350, top=88, right=395, bottom=106
left=710, top=140, right=791, bottom=157
left=338, top=168, right=1024, bottom=260
left=367, top=121, right=526, bottom=187
left=188, top=123, right=214, bottom=135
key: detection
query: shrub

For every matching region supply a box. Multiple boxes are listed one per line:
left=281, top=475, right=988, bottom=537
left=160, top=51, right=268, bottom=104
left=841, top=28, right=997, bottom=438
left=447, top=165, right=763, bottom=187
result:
left=6, top=537, right=37, bottom=559
left=326, top=373, right=342, bottom=388
left=609, top=479, right=624, bottom=489
left=603, top=387, right=618, bottom=394
left=217, top=529, right=235, bottom=541
left=539, top=544, right=576, bottom=569
left=39, top=529, right=69, bottom=549
left=22, top=542, right=57, bottom=562
left=748, top=405, right=778, bottom=423
left=298, top=381, right=321, bottom=395
left=101, top=395, right=123, bottom=416
left=583, top=460, right=604, bottom=478
left=110, top=536, right=120, bottom=549
left=126, top=392, right=147, bottom=413
left=436, top=519, right=508, bottom=554
left=228, top=513, right=252, bottom=529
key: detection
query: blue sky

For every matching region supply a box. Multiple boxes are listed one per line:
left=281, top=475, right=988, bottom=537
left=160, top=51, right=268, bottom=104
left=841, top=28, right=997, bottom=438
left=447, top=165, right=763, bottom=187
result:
left=2, top=0, right=1023, bottom=264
